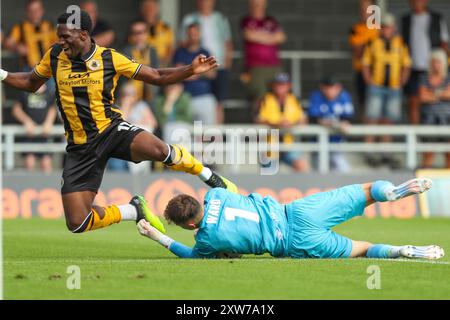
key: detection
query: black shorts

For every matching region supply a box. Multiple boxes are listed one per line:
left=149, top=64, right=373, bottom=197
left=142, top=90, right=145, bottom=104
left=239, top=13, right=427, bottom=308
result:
left=404, top=70, right=427, bottom=96
left=420, top=111, right=450, bottom=143
left=61, top=120, right=144, bottom=194
left=212, top=69, right=229, bottom=102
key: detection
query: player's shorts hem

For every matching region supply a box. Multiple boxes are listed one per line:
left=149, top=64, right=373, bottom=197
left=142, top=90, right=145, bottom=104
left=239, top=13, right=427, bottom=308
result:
left=342, top=240, right=353, bottom=258
left=61, top=186, right=99, bottom=195
left=117, top=126, right=145, bottom=164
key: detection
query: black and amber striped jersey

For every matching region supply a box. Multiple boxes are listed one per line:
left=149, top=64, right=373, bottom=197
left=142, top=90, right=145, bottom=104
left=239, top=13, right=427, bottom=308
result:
left=9, top=20, right=58, bottom=68
left=348, top=22, right=379, bottom=72
left=362, top=35, right=412, bottom=89
left=123, top=45, right=159, bottom=101
left=148, top=20, right=174, bottom=62
left=33, top=40, right=142, bottom=145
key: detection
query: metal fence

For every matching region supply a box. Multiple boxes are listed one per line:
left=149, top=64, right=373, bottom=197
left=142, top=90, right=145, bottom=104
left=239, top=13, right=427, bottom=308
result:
left=3, top=124, right=450, bottom=173
left=233, top=50, right=351, bottom=97
left=2, top=49, right=351, bottom=102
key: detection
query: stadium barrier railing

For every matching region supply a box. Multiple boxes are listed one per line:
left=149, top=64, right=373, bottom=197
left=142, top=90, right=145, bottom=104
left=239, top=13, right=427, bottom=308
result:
left=3, top=124, right=450, bottom=173
left=2, top=50, right=351, bottom=105
left=232, top=50, right=351, bottom=97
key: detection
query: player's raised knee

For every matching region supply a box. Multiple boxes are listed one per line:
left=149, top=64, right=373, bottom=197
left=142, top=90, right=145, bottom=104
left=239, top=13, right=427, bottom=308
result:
left=65, top=211, right=93, bottom=233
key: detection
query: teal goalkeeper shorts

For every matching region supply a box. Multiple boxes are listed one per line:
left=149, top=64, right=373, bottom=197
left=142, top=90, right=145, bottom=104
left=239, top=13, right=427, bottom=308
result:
left=285, top=184, right=367, bottom=258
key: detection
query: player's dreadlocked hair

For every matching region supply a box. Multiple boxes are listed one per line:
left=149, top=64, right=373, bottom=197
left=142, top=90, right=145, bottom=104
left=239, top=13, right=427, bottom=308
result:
left=164, top=194, right=202, bottom=226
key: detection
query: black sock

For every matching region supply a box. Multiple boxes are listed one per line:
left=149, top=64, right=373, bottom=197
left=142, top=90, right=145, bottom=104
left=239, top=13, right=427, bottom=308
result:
left=163, top=145, right=175, bottom=165
left=205, top=172, right=227, bottom=189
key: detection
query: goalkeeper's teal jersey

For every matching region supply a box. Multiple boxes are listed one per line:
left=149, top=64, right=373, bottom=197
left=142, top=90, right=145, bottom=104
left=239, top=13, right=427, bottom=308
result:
left=193, top=188, right=289, bottom=258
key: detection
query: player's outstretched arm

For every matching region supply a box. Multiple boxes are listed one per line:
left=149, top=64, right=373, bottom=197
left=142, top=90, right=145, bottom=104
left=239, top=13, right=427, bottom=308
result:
left=137, top=220, right=204, bottom=259
left=0, top=69, right=47, bottom=92
left=134, top=54, right=218, bottom=86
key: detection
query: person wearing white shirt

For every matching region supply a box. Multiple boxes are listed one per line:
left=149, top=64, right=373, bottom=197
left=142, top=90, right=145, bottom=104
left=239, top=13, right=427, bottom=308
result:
left=401, top=0, right=449, bottom=124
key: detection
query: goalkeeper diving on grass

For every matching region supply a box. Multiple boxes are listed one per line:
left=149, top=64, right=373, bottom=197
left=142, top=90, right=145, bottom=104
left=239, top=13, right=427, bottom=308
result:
left=138, top=177, right=445, bottom=260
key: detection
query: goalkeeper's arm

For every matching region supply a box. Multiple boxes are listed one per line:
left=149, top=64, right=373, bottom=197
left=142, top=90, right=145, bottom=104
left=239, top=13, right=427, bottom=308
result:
left=137, top=219, right=205, bottom=258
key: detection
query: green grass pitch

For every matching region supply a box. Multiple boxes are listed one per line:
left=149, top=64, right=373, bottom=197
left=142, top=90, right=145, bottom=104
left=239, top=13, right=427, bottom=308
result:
left=3, top=217, right=450, bottom=299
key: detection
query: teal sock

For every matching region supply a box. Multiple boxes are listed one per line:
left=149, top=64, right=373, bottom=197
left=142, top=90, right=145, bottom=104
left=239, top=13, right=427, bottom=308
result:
left=370, top=180, right=394, bottom=202
left=367, top=244, right=401, bottom=258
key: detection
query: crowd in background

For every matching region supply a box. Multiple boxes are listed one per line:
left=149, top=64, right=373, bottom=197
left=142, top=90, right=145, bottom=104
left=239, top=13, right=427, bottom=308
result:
left=1, top=0, right=450, bottom=173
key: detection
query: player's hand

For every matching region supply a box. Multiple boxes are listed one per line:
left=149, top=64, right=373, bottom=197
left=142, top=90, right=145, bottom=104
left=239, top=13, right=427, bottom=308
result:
left=137, top=219, right=163, bottom=242
left=192, top=54, right=219, bottom=75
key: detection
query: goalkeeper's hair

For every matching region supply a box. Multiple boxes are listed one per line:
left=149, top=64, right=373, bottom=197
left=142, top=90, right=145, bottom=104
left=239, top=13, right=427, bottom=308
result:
left=164, top=194, right=202, bottom=225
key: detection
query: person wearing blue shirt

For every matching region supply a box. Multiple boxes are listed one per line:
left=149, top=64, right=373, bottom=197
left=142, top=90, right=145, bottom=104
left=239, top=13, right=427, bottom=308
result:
left=173, top=22, right=217, bottom=125
left=138, top=176, right=444, bottom=260
left=308, top=76, right=354, bottom=172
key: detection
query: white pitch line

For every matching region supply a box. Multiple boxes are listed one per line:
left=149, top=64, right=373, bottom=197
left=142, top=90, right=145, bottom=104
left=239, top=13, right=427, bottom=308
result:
left=375, top=258, right=450, bottom=265
left=3, top=258, right=450, bottom=265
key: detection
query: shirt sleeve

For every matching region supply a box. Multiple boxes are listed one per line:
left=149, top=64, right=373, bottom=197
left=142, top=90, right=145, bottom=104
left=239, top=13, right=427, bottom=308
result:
left=348, top=25, right=358, bottom=46
left=8, top=24, right=21, bottom=43
left=222, top=14, right=232, bottom=41
left=257, top=97, right=271, bottom=122
left=169, top=241, right=202, bottom=258
left=308, top=91, right=323, bottom=118
left=111, top=50, right=142, bottom=79
left=401, top=42, right=412, bottom=67
left=172, top=48, right=183, bottom=65
left=341, top=91, right=355, bottom=119
left=33, top=47, right=53, bottom=79
left=270, top=16, right=282, bottom=32
left=361, top=43, right=372, bottom=66
left=293, top=97, right=306, bottom=122
left=240, top=17, right=250, bottom=30
left=193, top=233, right=218, bottom=258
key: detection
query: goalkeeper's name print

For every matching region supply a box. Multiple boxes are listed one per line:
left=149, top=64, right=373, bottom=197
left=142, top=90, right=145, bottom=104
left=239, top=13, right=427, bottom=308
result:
left=206, top=199, right=221, bottom=224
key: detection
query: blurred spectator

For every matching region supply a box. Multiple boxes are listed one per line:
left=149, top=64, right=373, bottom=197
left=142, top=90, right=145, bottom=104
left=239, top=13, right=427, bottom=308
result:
left=123, top=19, right=160, bottom=103
left=309, top=76, right=354, bottom=173
left=256, top=73, right=309, bottom=172
left=241, top=0, right=286, bottom=102
left=362, top=13, right=411, bottom=168
left=140, top=0, right=174, bottom=67
left=173, top=23, right=217, bottom=125
left=418, top=49, right=450, bottom=168
left=120, top=83, right=158, bottom=130
left=402, top=0, right=449, bottom=124
left=11, top=84, right=57, bottom=173
left=107, top=83, right=158, bottom=172
left=5, top=0, right=57, bottom=70
left=153, top=83, right=193, bottom=143
left=180, top=0, right=233, bottom=123
left=80, top=0, right=115, bottom=47
left=348, top=0, right=379, bottom=121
